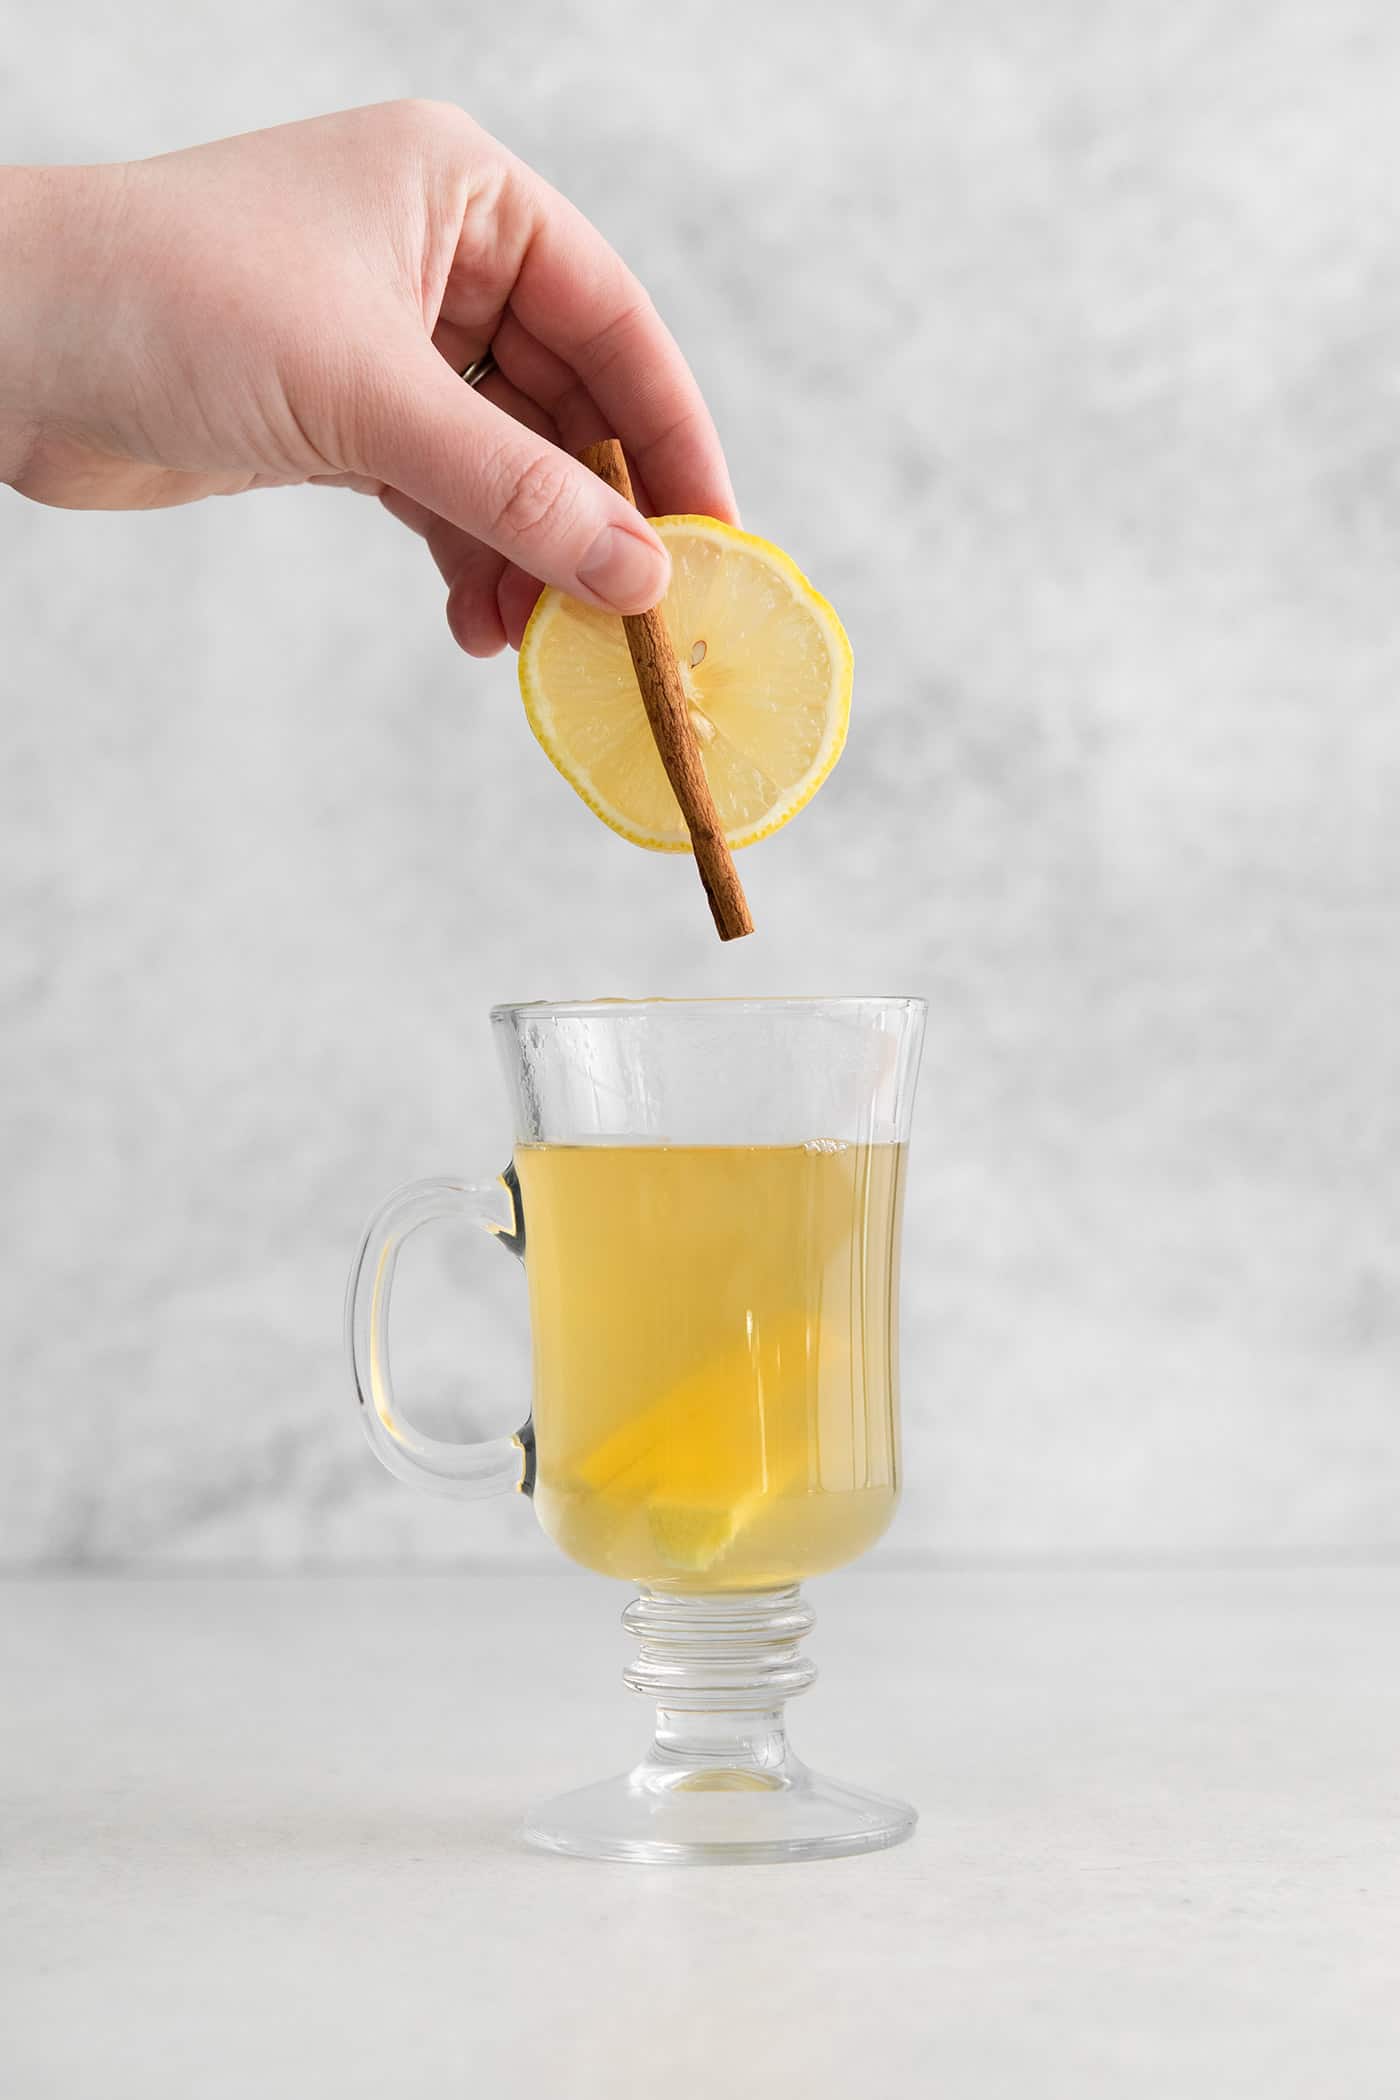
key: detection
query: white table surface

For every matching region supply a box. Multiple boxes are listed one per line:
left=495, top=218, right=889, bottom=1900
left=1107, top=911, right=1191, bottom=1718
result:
left=2, top=1567, right=1397, bottom=2097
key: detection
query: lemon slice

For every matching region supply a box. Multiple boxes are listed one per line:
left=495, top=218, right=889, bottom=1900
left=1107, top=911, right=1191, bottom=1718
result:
left=563, top=1310, right=818, bottom=1575
left=518, top=516, right=852, bottom=851
left=648, top=1504, right=739, bottom=1573
left=568, top=1311, right=814, bottom=1505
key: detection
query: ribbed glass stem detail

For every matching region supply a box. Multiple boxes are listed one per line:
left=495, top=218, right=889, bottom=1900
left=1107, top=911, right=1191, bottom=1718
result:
left=621, top=1586, right=816, bottom=1782
left=623, top=1586, right=817, bottom=1706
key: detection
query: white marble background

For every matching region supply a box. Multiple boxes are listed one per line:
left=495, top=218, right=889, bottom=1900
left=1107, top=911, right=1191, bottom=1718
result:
left=3, top=1, right=1398, bottom=1569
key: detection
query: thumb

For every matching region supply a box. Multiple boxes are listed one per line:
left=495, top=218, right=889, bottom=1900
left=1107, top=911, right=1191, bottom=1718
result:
left=352, top=339, right=670, bottom=612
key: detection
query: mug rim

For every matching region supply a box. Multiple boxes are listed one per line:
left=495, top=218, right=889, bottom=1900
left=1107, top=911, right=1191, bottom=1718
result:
left=490, top=994, right=926, bottom=1022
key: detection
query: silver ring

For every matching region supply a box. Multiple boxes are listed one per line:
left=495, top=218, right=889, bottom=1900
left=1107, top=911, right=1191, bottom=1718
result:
left=459, top=349, right=498, bottom=389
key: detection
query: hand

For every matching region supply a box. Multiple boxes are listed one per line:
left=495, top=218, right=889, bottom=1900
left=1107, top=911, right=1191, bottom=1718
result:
left=0, top=101, right=737, bottom=651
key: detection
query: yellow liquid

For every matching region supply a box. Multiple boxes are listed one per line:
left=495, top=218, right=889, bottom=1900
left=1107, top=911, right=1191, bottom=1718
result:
left=515, top=1142, right=906, bottom=1592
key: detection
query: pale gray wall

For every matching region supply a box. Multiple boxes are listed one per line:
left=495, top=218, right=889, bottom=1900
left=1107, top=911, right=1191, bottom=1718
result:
left=3, top=1, right=1398, bottom=1569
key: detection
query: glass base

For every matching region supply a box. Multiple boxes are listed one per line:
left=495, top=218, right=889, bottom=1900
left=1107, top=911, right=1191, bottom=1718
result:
left=524, top=1756, right=915, bottom=1865
left=522, top=1585, right=916, bottom=1865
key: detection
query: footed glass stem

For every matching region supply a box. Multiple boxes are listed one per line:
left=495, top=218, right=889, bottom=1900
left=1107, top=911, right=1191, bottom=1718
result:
left=522, top=1586, right=916, bottom=1865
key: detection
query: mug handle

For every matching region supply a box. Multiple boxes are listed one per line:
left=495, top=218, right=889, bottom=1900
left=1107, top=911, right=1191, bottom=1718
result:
left=345, top=1169, right=533, bottom=1500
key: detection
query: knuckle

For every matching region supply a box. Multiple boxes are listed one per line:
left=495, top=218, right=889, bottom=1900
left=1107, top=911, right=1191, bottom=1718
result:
left=385, top=96, right=472, bottom=138
left=378, top=98, right=487, bottom=166
left=489, top=451, right=574, bottom=544
left=583, top=295, right=656, bottom=380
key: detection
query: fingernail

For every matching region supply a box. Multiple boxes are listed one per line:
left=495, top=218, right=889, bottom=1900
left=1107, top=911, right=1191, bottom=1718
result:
left=575, top=523, right=670, bottom=612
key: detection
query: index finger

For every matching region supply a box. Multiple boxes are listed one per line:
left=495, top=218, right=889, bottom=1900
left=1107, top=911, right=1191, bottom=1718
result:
left=506, top=169, right=739, bottom=524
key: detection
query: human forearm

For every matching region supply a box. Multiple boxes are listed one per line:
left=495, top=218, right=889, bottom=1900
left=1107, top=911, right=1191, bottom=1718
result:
left=0, top=161, right=126, bottom=491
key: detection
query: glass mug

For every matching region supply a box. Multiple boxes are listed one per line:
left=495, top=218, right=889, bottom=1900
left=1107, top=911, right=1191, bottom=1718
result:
left=347, top=996, right=925, bottom=1863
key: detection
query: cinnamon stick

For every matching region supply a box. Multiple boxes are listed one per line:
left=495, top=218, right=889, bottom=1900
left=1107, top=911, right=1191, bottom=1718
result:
left=580, top=438, right=754, bottom=942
